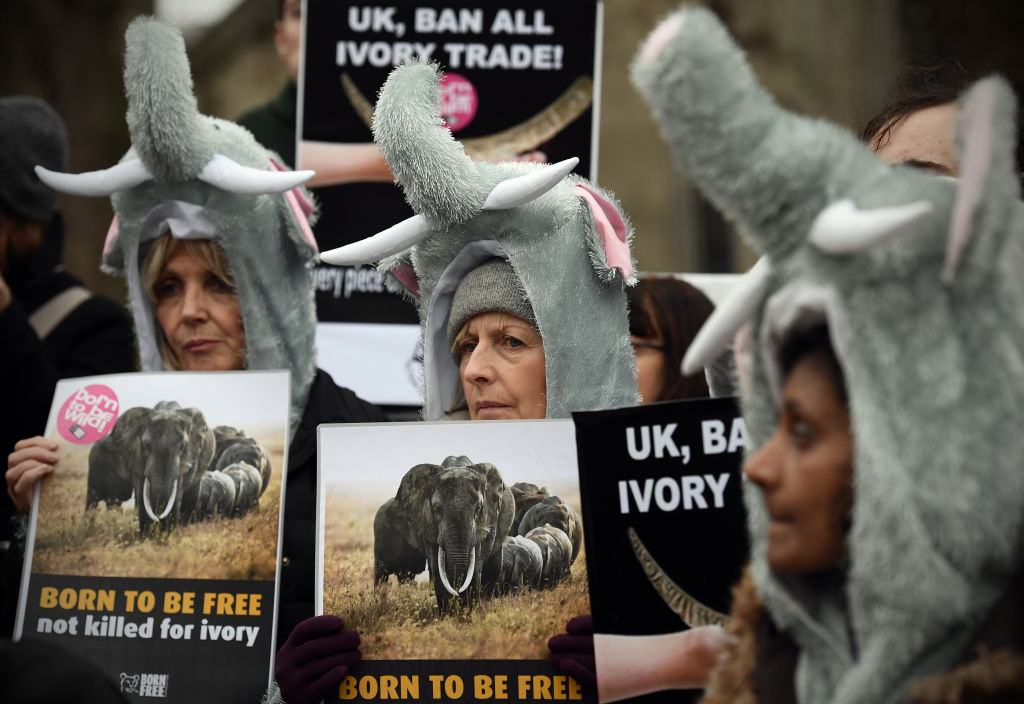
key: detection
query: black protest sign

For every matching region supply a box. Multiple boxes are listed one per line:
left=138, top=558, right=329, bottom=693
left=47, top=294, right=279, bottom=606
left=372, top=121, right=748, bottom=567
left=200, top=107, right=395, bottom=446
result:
left=573, top=398, right=749, bottom=704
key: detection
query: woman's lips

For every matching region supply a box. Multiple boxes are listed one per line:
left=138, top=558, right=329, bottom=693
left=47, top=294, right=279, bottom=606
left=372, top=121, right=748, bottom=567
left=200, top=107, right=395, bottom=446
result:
left=184, top=339, right=218, bottom=353
left=475, top=401, right=509, bottom=416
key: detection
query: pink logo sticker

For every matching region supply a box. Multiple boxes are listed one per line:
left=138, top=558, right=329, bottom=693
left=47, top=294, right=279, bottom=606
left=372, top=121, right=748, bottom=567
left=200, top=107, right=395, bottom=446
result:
left=57, top=384, right=120, bottom=444
left=439, top=72, right=478, bottom=132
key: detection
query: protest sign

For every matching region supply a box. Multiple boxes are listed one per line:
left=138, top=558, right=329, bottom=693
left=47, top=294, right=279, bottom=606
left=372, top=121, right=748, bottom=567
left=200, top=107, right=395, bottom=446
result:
left=14, top=371, right=290, bottom=703
left=317, top=419, right=593, bottom=703
left=299, top=0, right=602, bottom=406
left=573, top=398, right=749, bottom=704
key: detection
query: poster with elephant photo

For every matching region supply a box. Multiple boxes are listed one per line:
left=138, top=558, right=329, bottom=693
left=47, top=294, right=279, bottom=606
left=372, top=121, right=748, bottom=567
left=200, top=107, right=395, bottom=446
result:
left=317, top=419, right=595, bottom=703
left=14, top=370, right=291, bottom=704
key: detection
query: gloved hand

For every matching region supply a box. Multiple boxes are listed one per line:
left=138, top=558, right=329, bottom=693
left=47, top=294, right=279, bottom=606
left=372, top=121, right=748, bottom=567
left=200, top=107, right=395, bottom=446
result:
left=547, top=614, right=596, bottom=693
left=275, top=615, right=361, bottom=704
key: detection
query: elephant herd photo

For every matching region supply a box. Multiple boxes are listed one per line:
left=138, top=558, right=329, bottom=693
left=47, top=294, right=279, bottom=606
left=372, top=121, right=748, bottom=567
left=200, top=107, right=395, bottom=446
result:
left=319, top=419, right=587, bottom=661
left=31, top=392, right=287, bottom=582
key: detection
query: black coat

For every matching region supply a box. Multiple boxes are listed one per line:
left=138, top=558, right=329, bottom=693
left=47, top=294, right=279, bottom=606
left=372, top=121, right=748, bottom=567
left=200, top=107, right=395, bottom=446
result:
left=276, top=368, right=390, bottom=648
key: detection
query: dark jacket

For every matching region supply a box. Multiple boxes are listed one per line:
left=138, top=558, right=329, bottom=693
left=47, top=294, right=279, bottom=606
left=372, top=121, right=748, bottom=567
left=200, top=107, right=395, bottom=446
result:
left=236, top=82, right=297, bottom=169
left=701, top=568, right=1024, bottom=704
left=276, top=368, right=390, bottom=648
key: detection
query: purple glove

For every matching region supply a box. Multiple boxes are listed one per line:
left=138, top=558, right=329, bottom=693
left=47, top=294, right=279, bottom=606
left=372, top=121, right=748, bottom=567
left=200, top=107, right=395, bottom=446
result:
left=275, top=615, right=361, bottom=704
left=547, top=614, right=596, bottom=693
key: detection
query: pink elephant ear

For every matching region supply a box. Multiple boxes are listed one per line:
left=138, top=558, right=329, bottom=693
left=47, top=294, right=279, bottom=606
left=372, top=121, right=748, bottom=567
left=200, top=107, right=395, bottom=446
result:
left=102, top=216, right=119, bottom=259
left=390, top=262, right=420, bottom=298
left=270, top=157, right=318, bottom=252
left=574, top=183, right=633, bottom=278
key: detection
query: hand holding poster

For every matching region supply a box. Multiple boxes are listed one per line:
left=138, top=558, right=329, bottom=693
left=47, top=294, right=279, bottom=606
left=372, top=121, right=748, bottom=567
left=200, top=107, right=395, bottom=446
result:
left=573, top=398, right=749, bottom=704
left=14, top=371, right=290, bottom=703
left=317, top=419, right=594, bottom=703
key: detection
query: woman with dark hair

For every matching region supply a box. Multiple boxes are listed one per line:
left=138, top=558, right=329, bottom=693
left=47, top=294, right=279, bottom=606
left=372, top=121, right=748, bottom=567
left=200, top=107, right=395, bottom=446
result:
left=628, top=276, right=715, bottom=402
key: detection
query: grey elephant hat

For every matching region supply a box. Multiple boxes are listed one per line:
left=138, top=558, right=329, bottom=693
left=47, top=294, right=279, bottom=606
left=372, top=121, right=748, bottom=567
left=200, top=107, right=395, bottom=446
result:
left=0, top=96, right=68, bottom=222
left=446, top=257, right=536, bottom=346
left=35, top=17, right=320, bottom=436
left=322, top=59, right=639, bottom=420
left=634, top=6, right=1024, bottom=704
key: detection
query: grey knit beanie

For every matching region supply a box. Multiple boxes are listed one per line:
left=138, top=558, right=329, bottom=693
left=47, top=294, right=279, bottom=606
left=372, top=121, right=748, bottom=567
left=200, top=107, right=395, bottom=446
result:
left=0, top=96, right=68, bottom=222
left=447, top=257, right=536, bottom=346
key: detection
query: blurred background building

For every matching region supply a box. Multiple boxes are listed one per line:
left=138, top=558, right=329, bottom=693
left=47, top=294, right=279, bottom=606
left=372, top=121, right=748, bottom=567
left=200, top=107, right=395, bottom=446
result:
left=2, top=0, right=1022, bottom=302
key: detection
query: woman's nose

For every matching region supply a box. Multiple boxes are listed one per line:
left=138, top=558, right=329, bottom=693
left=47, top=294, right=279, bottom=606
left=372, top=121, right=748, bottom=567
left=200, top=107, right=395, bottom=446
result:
left=461, top=344, right=494, bottom=384
left=742, top=432, right=782, bottom=489
left=180, top=284, right=208, bottom=322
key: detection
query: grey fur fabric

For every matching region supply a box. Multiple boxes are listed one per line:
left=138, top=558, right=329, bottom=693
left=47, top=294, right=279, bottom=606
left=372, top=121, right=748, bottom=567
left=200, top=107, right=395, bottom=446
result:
left=334, top=59, right=639, bottom=420
left=634, top=6, right=1024, bottom=704
left=39, top=17, right=320, bottom=437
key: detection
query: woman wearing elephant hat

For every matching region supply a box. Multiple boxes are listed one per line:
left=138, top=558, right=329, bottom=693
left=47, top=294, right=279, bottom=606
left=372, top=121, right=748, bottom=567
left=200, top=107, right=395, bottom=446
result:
left=5, top=14, right=388, bottom=679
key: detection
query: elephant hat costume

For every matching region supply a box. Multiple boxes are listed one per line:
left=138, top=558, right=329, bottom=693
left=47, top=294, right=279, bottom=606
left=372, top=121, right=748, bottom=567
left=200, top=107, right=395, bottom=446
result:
left=322, top=59, right=640, bottom=419
left=36, top=16, right=320, bottom=435
left=633, top=6, right=1024, bottom=704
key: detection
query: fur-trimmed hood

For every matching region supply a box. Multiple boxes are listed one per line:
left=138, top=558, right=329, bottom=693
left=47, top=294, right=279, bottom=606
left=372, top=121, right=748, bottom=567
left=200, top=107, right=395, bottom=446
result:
left=633, top=6, right=1024, bottom=704
left=36, top=17, right=321, bottom=436
left=322, top=60, right=639, bottom=420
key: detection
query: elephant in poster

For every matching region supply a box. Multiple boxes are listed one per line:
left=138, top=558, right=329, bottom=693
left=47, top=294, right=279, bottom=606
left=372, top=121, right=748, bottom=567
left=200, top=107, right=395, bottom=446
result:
left=508, top=482, right=550, bottom=536
left=494, top=535, right=544, bottom=593
left=87, top=402, right=272, bottom=533
left=524, top=524, right=575, bottom=588
left=378, top=455, right=515, bottom=612
left=373, top=498, right=427, bottom=584
left=189, top=426, right=272, bottom=518
left=517, top=495, right=583, bottom=564
left=87, top=401, right=214, bottom=532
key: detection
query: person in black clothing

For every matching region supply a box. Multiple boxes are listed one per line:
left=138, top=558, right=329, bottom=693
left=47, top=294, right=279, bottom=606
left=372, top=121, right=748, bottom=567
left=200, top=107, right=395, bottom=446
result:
left=0, top=96, right=135, bottom=637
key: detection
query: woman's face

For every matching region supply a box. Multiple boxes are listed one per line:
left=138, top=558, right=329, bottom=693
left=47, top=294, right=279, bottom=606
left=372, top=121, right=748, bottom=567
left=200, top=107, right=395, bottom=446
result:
left=457, top=312, right=546, bottom=420
left=153, top=245, right=246, bottom=371
left=632, top=335, right=666, bottom=403
left=743, top=353, right=853, bottom=574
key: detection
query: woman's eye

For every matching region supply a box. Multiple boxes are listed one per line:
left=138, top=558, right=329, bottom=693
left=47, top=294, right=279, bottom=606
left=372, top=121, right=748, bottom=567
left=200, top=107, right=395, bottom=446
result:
left=789, top=420, right=814, bottom=447
left=459, top=341, right=477, bottom=357
left=504, top=336, right=523, bottom=348
left=154, top=279, right=180, bottom=299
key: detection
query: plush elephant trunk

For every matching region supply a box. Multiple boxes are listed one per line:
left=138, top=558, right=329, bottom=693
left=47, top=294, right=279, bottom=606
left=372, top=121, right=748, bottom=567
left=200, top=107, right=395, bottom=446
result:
left=437, top=544, right=476, bottom=596
left=371, top=60, right=489, bottom=229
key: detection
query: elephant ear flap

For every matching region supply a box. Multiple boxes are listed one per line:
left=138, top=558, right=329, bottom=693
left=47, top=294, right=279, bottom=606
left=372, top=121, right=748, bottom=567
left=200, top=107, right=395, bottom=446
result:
left=379, top=251, right=421, bottom=301
left=396, top=463, right=442, bottom=505
left=575, top=183, right=636, bottom=285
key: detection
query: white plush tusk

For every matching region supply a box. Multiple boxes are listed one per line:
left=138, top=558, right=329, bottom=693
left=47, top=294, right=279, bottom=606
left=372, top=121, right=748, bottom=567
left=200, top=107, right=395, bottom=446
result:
left=198, top=153, right=314, bottom=194
left=319, top=213, right=432, bottom=266
left=808, top=198, right=933, bottom=254
left=682, top=257, right=773, bottom=376
left=482, top=157, right=579, bottom=210
left=458, top=548, right=476, bottom=594
left=35, top=159, right=152, bottom=196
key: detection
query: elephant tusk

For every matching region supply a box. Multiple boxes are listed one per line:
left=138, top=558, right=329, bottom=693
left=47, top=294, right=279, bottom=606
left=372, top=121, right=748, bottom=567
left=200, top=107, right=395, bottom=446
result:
left=458, top=548, right=476, bottom=594
left=159, top=479, right=178, bottom=520
left=628, top=527, right=729, bottom=628
left=142, top=477, right=158, bottom=523
left=319, top=213, right=433, bottom=266
left=437, top=545, right=460, bottom=597
left=198, top=153, right=314, bottom=194
left=142, top=476, right=178, bottom=522
left=35, top=159, right=153, bottom=197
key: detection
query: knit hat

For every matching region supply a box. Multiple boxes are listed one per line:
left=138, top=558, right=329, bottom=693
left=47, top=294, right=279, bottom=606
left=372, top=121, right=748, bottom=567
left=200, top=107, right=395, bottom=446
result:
left=447, top=257, right=536, bottom=346
left=0, top=96, right=68, bottom=222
